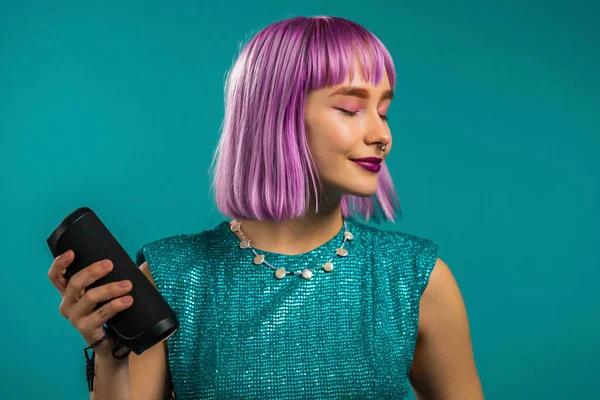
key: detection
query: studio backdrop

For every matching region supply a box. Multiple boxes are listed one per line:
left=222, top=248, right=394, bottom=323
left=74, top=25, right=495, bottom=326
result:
left=0, top=1, right=598, bottom=399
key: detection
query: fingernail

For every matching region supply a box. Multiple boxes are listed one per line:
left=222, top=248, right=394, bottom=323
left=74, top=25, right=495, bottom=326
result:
left=100, top=260, right=111, bottom=269
left=121, top=296, right=132, bottom=304
left=62, top=251, right=71, bottom=259
left=118, top=280, right=130, bottom=288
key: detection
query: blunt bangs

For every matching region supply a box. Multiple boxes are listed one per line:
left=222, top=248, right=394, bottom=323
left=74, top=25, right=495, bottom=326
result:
left=210, top=15, right=402, bottom=223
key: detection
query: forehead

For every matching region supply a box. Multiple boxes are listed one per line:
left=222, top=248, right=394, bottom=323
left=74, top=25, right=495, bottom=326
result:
left=338, top=69, right=391, bottom=93
left=342, top=59, right=390, bottom=88
left=327, top=61, right=391, bottom=98
left=307, top=59, right=392, bottom=101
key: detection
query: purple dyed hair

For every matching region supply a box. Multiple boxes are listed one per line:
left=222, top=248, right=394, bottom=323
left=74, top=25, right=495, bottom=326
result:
left=209, top=16, right=402, bottom=223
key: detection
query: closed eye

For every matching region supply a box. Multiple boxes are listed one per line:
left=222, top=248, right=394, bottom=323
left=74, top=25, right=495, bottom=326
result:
left=334, top=107, right=388, bottom=122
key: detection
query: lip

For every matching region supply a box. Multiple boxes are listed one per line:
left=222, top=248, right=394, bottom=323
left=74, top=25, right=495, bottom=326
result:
left=350, top=157, right=383, bottom=164
left=352, top=160, right=381, bottom=172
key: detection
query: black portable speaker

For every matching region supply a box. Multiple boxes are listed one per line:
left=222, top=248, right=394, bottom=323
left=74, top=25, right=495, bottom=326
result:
left=46, top=206, right=179, bottom=355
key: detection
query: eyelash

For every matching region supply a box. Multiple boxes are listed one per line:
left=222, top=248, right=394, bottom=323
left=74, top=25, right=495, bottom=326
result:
left=335, top=108, right=389, bottom=122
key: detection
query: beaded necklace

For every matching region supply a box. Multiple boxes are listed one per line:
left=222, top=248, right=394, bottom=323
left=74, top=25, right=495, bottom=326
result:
left=228, top=218, right=354, bottom=280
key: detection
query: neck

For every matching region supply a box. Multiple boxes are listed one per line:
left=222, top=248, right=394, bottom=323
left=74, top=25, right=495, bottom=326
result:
left=233, top=194, right=345, bottom=256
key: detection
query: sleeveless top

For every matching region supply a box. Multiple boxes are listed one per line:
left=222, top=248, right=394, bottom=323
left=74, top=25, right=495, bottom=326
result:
left=135, top=217, right=439, bottom=400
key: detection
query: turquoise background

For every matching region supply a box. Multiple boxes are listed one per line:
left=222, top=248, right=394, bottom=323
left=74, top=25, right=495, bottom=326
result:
left=1, top=0, right=598, bottom=399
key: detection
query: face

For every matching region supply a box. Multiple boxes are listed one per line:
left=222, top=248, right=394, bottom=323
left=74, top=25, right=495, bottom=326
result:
left=304, top=63, right=393, bottom=201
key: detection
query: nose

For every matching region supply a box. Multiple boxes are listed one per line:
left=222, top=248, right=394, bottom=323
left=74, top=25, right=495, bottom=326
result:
left=365, top=113, right=391, bottom=152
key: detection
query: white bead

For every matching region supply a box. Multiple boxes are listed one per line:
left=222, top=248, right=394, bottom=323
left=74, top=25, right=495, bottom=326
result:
left=235, top=218, right=352, bottom=280
left=229, top=220, right=241, bottom=232
left=275, top=267, right=287, bottom=279
left=336, top=247, right=348, bottom=257
left=322, top=262, right=334, bottom=272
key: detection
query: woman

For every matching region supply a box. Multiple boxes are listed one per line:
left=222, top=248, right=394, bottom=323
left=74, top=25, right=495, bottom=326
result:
left=48, top=15, right=483, bottom=399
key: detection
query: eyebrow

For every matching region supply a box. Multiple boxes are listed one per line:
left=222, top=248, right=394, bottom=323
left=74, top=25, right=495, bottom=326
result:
left=329, top=86, right=394, bottom=101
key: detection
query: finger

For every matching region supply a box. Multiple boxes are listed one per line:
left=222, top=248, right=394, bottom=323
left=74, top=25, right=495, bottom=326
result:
left=47, top=250, right=74, bottom=296
left=63, top=259, right=113, bottom=307
left=75, top=295, right=134, bottom=336
left=69, top=280, right=133, bottom=322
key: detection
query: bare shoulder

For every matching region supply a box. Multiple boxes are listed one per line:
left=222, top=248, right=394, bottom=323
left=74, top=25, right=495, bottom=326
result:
left=409, top=258, right=485, bottom=399
left=421, top=258, right=459, bottom=306
left=139, top=260, right=157, bottom=286
left=128, top=261, right=174, bottom=400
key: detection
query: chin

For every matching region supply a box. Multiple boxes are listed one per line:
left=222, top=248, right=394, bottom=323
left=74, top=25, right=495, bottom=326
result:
left=340, top=182, right=379, bottom=198
left=348, top=188, right=378, bottom=197
left=319, top=180, right=378, bottom=201
left=321, top=165, right=380, bottom=198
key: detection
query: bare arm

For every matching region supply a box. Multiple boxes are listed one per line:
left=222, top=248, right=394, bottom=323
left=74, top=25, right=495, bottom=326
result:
left=91, top=261, right=173, bottom=400
left=409, top=258, right=484, bottom=400
left=90, top=351, right=132, bottom=400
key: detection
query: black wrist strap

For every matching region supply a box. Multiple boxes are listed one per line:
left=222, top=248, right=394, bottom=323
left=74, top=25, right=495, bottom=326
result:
left=84, top=333, right=132, bottom=392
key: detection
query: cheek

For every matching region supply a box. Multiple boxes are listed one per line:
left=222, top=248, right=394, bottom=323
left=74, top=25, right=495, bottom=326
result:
left=314, top=112, right=359, bottom=149
left=304, top=108, right=360, bottom=170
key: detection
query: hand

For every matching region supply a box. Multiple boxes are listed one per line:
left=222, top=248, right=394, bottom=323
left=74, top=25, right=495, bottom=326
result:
left=48, top=250, right=134, bottom=358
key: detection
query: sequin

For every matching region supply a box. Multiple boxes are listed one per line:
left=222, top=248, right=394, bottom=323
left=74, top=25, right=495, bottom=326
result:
left=135, top=216, right=439, bottom=399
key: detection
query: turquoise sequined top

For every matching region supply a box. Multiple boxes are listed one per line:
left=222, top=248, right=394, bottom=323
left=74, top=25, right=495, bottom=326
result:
left=135, top=217, right=439, bottom=399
